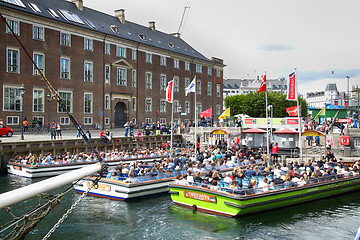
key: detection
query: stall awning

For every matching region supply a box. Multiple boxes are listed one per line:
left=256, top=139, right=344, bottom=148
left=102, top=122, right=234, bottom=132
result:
left=273, top=129, right=298, bottom=134
left=301, top=130, right=325, bottom=137
left=210, top=129, right=231, bottom=135
left=242, top=128, right=266, bottom=134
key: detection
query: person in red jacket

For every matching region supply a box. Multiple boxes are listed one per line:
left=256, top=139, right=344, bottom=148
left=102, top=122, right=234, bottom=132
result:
left=272, top=142, right=279, bottom=162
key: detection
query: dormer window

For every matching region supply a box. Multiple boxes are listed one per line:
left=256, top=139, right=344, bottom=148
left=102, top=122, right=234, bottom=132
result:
left=29, top=3, right=41, bottom=13
left=138, top=34, right=146, bottom=40
left=48, top=8, right=59, bottom=18
left=110, top=25, right=118, bottom=33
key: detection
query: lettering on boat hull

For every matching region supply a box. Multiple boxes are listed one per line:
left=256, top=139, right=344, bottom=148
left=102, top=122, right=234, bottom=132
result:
left=184, top=191, right=217, bottom=203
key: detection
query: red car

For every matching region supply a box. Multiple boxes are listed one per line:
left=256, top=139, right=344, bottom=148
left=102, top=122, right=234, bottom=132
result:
left=0, top=124, right=13, bottom=137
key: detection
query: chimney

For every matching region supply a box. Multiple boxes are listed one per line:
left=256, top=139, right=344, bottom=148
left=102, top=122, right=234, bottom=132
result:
left=149, top=21, right=156, bottom=31
left=71, top=0, right=83, bottom=11
left=115, top=9, right=125, bottom=24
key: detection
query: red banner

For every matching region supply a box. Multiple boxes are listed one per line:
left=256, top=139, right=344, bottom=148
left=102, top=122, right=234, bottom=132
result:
left=245, top=119, right=254, bottom=124
left=199, top=108, right=211, bottom=118
left=287, top=72, right=296, bottom=100
left=166, top=80, right=173, bottom=103
left=258, top=75, right=266, bottom=93
left=286, top=106, right=300, bottom=116
left=287, top=119, right=299, bottom=124
left=338, top=119, right=352, bottom=123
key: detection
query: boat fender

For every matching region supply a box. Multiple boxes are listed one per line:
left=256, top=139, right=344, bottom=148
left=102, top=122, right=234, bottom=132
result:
left=193, top=205, right=197, bottom=210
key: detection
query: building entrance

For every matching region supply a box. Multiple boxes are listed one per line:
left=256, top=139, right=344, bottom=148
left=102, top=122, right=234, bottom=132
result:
left=115, top=102, right=127, bottom=128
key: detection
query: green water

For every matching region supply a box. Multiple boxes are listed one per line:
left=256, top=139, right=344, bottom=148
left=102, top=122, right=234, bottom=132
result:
left=1, top=174, right=360, bottom=240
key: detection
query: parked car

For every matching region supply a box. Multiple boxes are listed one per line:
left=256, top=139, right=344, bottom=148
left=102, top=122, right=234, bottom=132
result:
left=0, top=124, right=13, bottom=137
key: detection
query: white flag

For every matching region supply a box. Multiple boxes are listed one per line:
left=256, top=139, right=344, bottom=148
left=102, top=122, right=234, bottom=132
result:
left=185, top=76, right=196, bottom=96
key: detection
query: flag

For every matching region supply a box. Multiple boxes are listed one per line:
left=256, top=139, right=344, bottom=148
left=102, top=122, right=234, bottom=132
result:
left=286, top=106, right=300, bottom=116
left=287, top=72, right=296, bottom=100
left=185, top=77, right=196, bottom=96
left=258, top=75, right=266, bottom=93
left=199, top=108, right=211, bottom=118
left=166, top=80, right=174, bottom=103
left=218, top=107, right=230, bottom=119
left=314, top=107, right=325, bottom=119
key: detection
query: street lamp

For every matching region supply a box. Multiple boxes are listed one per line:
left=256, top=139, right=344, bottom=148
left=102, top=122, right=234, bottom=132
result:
left=46, top=93, right=51, bottom=132
left=20, top=84, right=26, bottom=140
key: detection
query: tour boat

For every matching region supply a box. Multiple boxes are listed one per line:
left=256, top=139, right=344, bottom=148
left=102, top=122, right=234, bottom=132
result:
left=169, top=174, right=360, bottom=217
left=7, top=156, right=165, bottom=178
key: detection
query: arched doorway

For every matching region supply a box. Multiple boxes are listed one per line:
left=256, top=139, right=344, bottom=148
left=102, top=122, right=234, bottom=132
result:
left=115, top=102, right=127, bottom=128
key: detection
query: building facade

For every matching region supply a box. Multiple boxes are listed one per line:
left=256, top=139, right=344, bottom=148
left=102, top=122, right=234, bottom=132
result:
left=0, top=0, right=224, bottom=129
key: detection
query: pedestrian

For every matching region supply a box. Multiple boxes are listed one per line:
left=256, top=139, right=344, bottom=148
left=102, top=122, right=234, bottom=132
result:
left=196, top=135, right=200, bottom=154
left=86, top=130, right=91, bottom=140
left=23, top=117, right=28, bottom=132
left=315, top=136, right=320, bottom=146
left=353, top=111, right=359, bottom=128
left=76, top=123, right=82, bottom=138
left=272, top=142, right=279, bottom=162
left=56, top=122, right=62, bottom=139
left=129, top=121, right=134, bottom=137
left=51, top=121, right=57, bottom=140
left=138, top=130, right=143, bottom=141
left=124, top=121, right=129, bottom=137
left=340, top=123, right=345, bottom=136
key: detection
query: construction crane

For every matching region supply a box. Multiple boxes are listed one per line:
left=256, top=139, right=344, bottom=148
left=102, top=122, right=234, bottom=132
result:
left=177, top=5, right=190, bottom=37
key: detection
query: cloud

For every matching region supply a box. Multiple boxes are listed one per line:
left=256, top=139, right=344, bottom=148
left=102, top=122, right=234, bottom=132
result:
left=258, top=44, right=295, bottom=51
left=298, top=69, right=360, bottom=82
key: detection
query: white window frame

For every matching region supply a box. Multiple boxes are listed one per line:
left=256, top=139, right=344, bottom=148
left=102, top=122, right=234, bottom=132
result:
left=60, top=32, right=71, bottom=46
left=105, top=42, right=110, bottom=55
left=160, top=118, right=166, bottom=124
left=3, top=86, right=22, bottom=111
left=196, top=102, right=202, bottom=113
left=6, top=116, right=19, bottom=125
left=174, top=59, right=179, bottom=69
left=146, top=53, right=152, bottom=63
left=105, top=94, right=110, bottom=109
left=185, top=78, right=190, bottom=89
left=216, top=84, right=221, bottom=97
left=60, top=117, right=70, bottom=125
left=132, top=97, right=136, bottom=111
left=84, top=61, right=93, bottom=82
left=207, top=82, right=212, bottom=96
left=185, top=61, right=190, bottom=71
left=116, top=46, right=126, bottom=58
left=132, top=70, right=136, bottom=87
left=160, top=74, right=167, bottom=91
left=6, top=18, right=19, bottom=35
left=105, top=118, right=110, bottom=125
left=174, top=100, right=180, bottom=113
left=146, top=72, right=152, bottom=89
left=105, top=64, right=110, bottom=84
left=84, top=117, right=93, bottom=125
left=197, top=80, right=201, bottom=95
left=84, top=38, right=93, bottom=51
left=33, top=25, right=44, bottom=41
left=84, top=92, right=93, bottom=114
left=216, top=104, right=221, bottom=115
left=185, top=101, right=190, bottom=114
left=33, top=88, right=44, bottom=112
left=132, top=49, right=136, bottom=60
left=207, top=67, right=212, bottom=76
left=60, top=57, right=70, bottom=79
left=160, top=99, right=166, bottom=113
left=145, top=98, right=152, bottom=112
left=160, top=56, right=166, bottom=66
left=7, top=47, right=20, bottom=73
left=57, top=90, right=73, bottom=113
left=117, top=67, right=127, bottom=86
left=145, top=118, right=152, bottom=124
left=196, top=64, right=202, bottom=73
left=216, top=69, right=221, bottom=78
left=174, top=76, right=179, bottom=92
left=33, top=52, right=44, bottom=75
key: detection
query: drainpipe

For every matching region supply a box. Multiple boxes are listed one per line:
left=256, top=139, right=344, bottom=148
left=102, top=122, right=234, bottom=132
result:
left=102, top=34, right=107, bottom=129
left=136, top=43, right=140, bottom=127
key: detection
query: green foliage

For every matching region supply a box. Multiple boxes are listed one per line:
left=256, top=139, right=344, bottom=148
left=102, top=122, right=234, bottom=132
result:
left=224, top=92, right=308, bottom=118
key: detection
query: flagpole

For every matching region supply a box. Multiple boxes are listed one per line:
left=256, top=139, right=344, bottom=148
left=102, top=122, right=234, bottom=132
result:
left=295, top=68, right=303, bottom=160
left=265, top=72, right=270, bottom=167
left=194, top=77, right=197, bottom=159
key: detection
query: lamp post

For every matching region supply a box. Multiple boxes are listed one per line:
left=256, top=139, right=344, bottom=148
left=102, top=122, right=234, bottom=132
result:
left=47, top=93, right=51, bottom=133
left=20, top=84, right=26, bottom=140
left=346, top=76, right=350, bottom=117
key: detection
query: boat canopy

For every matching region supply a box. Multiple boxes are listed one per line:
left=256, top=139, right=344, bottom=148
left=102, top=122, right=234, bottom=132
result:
left=210, top=129, right=231, bottom=135
left=301, top=130, right=325, bottom=137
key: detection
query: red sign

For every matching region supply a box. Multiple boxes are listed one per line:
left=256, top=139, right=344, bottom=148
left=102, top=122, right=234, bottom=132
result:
left=338, top=119, right=352, bottom=123
left=13, top=165, right=22, bottom=170
left=287, top=119, right=299, bottom=124
left=286, top=106, right=300, bottom=116
left=340, top=136, right=350, bottom=146
left=245, top=119, right=254, bottom=124
left=184, top=191, right=217, bottom=203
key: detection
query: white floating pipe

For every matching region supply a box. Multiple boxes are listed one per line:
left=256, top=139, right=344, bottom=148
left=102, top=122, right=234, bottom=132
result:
left=0, top=163, right=103, bottom=209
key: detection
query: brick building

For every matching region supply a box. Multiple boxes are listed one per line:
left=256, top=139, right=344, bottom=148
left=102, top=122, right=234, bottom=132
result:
left=0, top=0, right=224, bottom=129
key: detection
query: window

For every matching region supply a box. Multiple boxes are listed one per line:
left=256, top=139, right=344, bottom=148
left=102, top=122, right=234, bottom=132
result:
left=117, top=68, right=127, bottom=86
left=160, top=74, right=166, bottom=91
left=60, top=32, right=70, bottom=46
left=33, top=25, right=44, bottom=40
left=174, top=59, right=179, bottom=69
left=185, top=61, right=190, bottom=71
left=58, top=9, right=84, bottom=24
left=197, top=80, right=201, bottom=95
left=60, top=117, right=70, bottom=125
left=160, top=118, right=166, bottom=124
left=174, top=100, right=179, bottom=113
left=184, top=78, right=190, bottom=89
left=116, top=46, right=126, bottom=58
left=33, top=116, right=44, bottom=125
left=84, top=38, right=93, bottom=51
left=84, top=117, right=93, bottom=125
left=132, top=97, right=136, bottom=111
left=146, top=72, right=152, bottom=89
left=33, top=53, right=44, bottom=75
left=33, top=89, right=44, bottom=112
left=174, top=76, right=179, bottom=92
left=84, top=93, right=93, bottom=114
left=216, top=104, right=221, bottom=115
left=160, top=56, right=166, bottom=66
left=3, top=86, right=21, bottom=111
left=196, top=64, right=202, bottom=73
left=6, top=116, right=19, bottom=125
left=105, top=94, right=110, bottom=109
left=105, top=43, right=110, bottom=55
left=2, top=0, right=26, bottom=8
left=105, top=118, right=110, bottom=125
left=84, top=62, right=93, bottom=82
left=132, top=70, right=136, bottom=87
left=207, top=82, right=212, bottom=96
left=110, top=25, right=118, bottom=33
left=207, top=67, right=212, bottom=76
left=28, top=3, right=41, bottom=13
left=145, top=118, right=152, bottom=124
left=132, top=118, right=137, bottom=124
left=132, top=49, right=136, bottom=60
left=145, top=98, right=152, bottom=112
left=7, top=48, right=19, bottom=73
left=105, top=65, right=110, bottom=84
left=185, top=101, right=190, bottom=114
left=160, top=99, right=166, bottom=112
left=216, top=69, right=221, bottom=78
left=196, top=103, right=202, bottom=113
left=146, top=53, right=152, bottom=63
left=58, top=91, right=72, bottom=113
left=6, top=19, right=19, bottom=35
left=216, top=84, right=221, bottom=97
left=85, top=19, right=96, bottom=29
left=355, top=138, right=360, bottom=148
left=48, top=8, right=59, bottom=18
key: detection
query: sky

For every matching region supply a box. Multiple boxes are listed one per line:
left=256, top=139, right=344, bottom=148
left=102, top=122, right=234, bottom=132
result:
left=85, top=0, right=360, bottom=94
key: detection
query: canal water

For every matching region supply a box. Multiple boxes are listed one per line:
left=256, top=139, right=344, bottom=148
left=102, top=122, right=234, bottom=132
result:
left=1, top=174, right=360, bottom=240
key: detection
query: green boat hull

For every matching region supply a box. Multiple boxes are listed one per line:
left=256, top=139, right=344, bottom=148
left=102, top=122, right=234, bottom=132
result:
left=169, top=176, right=360, bottom=217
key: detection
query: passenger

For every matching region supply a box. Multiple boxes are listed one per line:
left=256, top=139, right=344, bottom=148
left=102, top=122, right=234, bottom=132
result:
left=186, top=170, right=194, bottom=182
left=211, top=171, right=222, bottom=181
left=194, top=172, right=202, bottom=183
left=210, top=180, right=219, bottom=190
left=298, top=176, right=307, bottom=186
left=258, top=177, right=270, bottom=192
left=246, top=179, right=257, bottom=194
left=228, top=180, right=238, bottom=190
left=124, top=172, right=140, bottom=183
left=223, top=172, right=233, bottom=185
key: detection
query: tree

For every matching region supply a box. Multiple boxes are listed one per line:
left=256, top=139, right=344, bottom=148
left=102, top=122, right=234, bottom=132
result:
left=224, top=92, right=307, bottom=118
